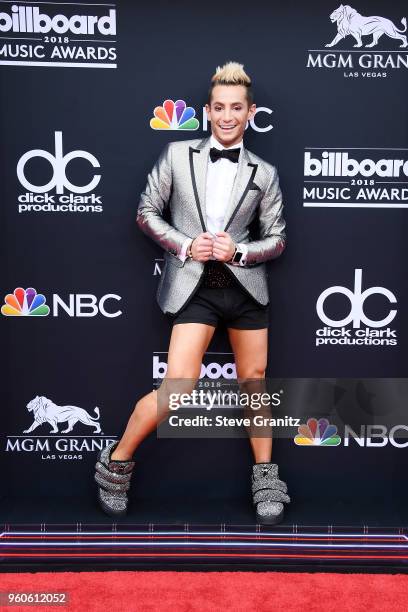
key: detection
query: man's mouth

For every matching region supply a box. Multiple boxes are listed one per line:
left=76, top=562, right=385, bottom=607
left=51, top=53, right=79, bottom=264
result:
left=219, top=125, right=237, bottom=131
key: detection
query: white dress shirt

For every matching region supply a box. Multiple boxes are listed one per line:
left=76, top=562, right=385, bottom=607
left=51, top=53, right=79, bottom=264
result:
left=178, top=134, right=247, bottom=265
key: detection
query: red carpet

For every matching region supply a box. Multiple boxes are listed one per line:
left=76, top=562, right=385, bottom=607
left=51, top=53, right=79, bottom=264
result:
left=0, top=571, right=406, bottom=611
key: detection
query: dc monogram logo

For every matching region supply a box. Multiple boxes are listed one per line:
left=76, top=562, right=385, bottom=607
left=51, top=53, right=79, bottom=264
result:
left=316, top=269, right=397, bottom=329
left=17, top=131, right=101, bottom=194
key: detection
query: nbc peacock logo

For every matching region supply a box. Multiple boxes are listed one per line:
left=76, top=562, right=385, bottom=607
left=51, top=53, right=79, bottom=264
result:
left=150, top=99, right=199, bottom=131
left=1, top=287, right=50, bottom=317
left=294, top=417, right=341, bottom=446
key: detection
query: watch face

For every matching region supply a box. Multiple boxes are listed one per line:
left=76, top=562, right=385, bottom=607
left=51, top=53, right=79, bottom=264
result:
left=234, top=251, right=243, bottom=263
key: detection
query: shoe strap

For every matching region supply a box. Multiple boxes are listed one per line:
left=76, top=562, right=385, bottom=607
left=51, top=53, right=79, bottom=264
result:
left=252, top=477, right=287, bottom=495
left=95, top=471, right=131, bottom=493
left=108, top=460, right=135, bottom=474
left=95, top=461, right=132, bottom=484
left=253, top=488, right=290, bottom=505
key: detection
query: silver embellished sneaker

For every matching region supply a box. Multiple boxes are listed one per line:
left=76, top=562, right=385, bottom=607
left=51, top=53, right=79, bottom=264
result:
left=94, top=440, right=135, bottom=517
left=252, top=463, right=290, bottom=525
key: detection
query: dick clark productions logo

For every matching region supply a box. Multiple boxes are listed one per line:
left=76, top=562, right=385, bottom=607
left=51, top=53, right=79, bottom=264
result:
left=315, top=269, right=397, bottom=347
left=16, top=131, right=103, bottom=214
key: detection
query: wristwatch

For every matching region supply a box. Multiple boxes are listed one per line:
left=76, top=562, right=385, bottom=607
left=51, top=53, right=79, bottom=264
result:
left=230, top=244, right=244, bottom=265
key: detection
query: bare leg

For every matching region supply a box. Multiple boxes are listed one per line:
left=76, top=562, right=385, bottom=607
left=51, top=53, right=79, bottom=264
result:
left=227, top=327, right=271, bottom=463
left=111, top=323, right=216, bottom=460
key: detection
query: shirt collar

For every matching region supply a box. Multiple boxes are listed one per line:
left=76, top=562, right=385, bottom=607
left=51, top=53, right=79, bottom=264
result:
left=210, top=134, right=243, bottom=151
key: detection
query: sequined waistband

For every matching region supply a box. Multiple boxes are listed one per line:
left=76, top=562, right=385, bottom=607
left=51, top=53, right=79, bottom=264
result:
left=202, top=261, right=236, bottom=289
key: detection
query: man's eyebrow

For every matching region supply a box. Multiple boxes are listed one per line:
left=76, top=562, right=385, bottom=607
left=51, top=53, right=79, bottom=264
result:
left=212, top=101, right=244, bottom=105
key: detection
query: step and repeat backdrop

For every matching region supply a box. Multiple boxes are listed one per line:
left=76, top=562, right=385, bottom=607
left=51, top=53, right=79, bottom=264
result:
left=1, top=0, right=407, bottom=515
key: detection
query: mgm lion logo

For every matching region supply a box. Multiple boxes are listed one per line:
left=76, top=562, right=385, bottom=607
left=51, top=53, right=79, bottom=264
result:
left=23, top=395, right=102, bottom=434
left=326, top=5, right=407, bottom=48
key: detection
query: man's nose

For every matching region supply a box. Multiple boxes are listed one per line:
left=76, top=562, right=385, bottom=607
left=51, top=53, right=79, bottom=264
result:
left=222, top=109, right=232, bottom=121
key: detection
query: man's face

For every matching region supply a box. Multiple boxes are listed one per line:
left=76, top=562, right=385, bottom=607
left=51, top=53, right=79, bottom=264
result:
left=205, top=84, right=256, bottom=148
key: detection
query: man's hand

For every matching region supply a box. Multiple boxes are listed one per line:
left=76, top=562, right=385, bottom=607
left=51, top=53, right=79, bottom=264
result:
left=191, top=232, right=214, bottom=262
left=212, top=231, right=235, bottom=262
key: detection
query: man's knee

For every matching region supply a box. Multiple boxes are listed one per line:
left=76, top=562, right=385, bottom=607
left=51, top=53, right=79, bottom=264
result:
left=156, top=378, right=198, bottom=416
left=236, top=366, right=266, bottom=379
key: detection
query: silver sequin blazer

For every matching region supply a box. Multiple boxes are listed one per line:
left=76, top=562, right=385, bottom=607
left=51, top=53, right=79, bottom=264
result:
left=137, top=137, right=286, bottom=315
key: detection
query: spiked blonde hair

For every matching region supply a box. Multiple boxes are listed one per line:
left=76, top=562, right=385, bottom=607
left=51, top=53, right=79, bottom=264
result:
left=208, top=61, right=253, bottom=105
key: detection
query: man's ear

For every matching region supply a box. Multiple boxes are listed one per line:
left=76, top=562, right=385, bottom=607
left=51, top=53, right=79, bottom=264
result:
left=248, top=103, right=256, bottom=121
left=205, top=103, right=211, bottom=120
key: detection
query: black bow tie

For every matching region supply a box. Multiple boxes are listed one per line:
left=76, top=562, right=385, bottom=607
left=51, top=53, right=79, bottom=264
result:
left=210, top=147, right=240, bottom=164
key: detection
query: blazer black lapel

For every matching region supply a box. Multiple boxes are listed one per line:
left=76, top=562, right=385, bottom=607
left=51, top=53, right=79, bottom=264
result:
left=223, top=148, right=258, bottom=232
left=189, top=138, right=210, bottom=232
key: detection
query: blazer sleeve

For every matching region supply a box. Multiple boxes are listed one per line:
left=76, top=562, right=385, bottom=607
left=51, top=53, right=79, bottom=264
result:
left=136, top=143, right=191, bottom=257
left=243, top=166, right=286, bottom=266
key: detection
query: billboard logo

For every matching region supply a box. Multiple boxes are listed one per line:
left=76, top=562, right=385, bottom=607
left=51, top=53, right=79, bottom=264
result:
left=0, top=5, right=116, bottom=35
left=153, top=353, right=236, bottom=383
left=0, top=3, right=117, bottom=68
left=304, top=151, right=408, bottom=179
left=150, top=99, right=199, bottom=131
left=294, top=418, right=341, bottom=446
left=303, top=148, right=408, bottom=209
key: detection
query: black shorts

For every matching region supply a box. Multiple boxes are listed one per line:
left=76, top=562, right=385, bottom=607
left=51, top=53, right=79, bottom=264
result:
left=170, top=284, right=269, bottom=330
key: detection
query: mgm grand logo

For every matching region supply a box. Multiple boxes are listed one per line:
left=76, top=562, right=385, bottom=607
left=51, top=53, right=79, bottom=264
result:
left=307, top=5, right=408, bottom=78
left=5, top=395, right=115, bottom=460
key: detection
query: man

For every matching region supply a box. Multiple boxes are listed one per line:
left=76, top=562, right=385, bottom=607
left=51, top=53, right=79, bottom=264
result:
left=94, top=62, right=290, bottom=524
